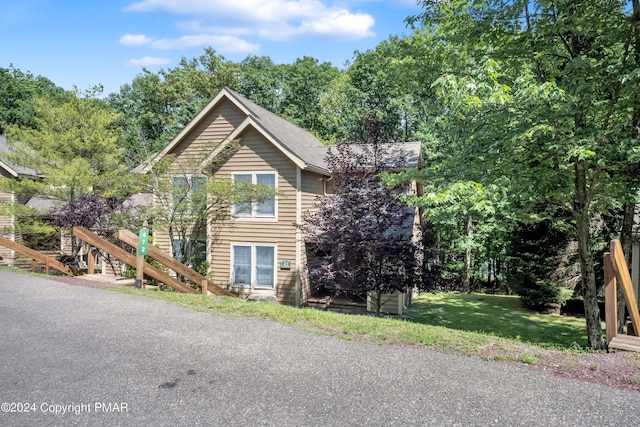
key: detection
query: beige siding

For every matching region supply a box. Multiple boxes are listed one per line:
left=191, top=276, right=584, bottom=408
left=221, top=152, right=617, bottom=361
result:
left=152, top=99, right=246, bottom=256
left=298, top=171, right=326, bottom=304
left=210, top=127, right=299, bottom=305
left=0, top=190, right=14, bottom=263
left=149, top=96, right=330, bottom=306
left=170, top=99, right=246, bottom=172
left=367, top=291, right=406, bottom=315
left=300, top=170, right=324, bottom=213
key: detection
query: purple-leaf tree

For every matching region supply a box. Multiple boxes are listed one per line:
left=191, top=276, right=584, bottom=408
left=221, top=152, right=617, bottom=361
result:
left=51, top=193, right=117, bottom=270
left=300, top=142, right=423, bottom=316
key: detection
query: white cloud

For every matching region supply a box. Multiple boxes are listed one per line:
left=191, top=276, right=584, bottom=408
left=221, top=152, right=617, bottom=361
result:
left=150, top=35, right=260, bottom=54
left=128, top=56, right=171, bottom=66
left=268, top=9, right=375, bottom=40
left=176, top=20, right=251, bottom=37
left=124, top=0, right=375, bottom=40
left=119, top=34, right=152, bottom=46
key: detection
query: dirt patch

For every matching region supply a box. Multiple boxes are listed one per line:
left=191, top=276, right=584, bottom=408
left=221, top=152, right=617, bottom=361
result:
left=54, top=277, right=108, bottom=288
left=532, top=349, right=640, bottom=392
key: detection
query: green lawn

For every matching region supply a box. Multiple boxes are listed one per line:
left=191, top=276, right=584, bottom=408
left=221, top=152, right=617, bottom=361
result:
left=408, top=292, right=597, bottom=349
left=107, top=287, right=598, bottom=362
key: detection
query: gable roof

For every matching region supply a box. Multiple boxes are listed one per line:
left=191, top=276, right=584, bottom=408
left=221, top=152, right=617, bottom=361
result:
left=142, top=87, right=330, bottom=175
left=0, top=135, right=38, bottom=178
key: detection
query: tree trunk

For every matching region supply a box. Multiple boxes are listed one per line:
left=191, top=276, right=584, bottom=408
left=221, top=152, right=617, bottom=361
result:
left=462, top=213, right=472, bottom=293
left=574, top=160, right=605, bottom=349
left=374, top=289, right=382, bottom=317
left=69, top=234, right=81, bottom=272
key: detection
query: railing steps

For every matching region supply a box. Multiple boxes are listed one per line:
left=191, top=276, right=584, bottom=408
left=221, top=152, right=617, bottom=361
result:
left=608, top=335, right=640, bottom=352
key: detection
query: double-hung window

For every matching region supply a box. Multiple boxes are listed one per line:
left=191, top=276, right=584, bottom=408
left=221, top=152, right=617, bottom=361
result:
left=232, top=244, right=276, bottom=289
left=233, top=172, right=276, bottom=218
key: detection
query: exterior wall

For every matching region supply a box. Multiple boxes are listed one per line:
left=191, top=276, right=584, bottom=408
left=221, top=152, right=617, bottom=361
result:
left=148, top=96, right=329, bottom=305
left=210, top=127, right=299, bottom=305
left=367, top=291, right=408, bottom=316
left=299, top=170, right=325, bottom=304
left=0, top=190, right=15, bottom=264
left=169, top=98, right=246, bottom=171
left=153, top=98, right=247, bottom=256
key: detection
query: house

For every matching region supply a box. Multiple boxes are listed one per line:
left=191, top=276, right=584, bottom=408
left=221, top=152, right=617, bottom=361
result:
left=0, top=135, right=39, bottom=265
left=142, top=87, right=422, bottom=311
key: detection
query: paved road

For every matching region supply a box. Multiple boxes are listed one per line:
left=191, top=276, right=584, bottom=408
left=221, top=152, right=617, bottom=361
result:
left=0, top=270, right=639, bottom=426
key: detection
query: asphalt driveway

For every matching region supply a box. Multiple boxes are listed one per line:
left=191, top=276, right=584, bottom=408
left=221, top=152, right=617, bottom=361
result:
left=1, top=269, right=639, bottom=426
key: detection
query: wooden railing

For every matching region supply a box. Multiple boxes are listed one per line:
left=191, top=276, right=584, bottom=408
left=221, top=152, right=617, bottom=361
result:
left=0, top=236, right=76, bottom=276
left=604, top=239, right=640, bottom=352
left=72, top=227, right=197, bottom=294
left=116, top=229, right=232, bottom=296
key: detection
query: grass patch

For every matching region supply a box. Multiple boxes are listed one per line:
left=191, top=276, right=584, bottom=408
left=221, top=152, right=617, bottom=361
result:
left=409, top=292, right=597, bottom=349
left=110, top=288, right=501, bottom=353
left=108, top=287, right=590, bottom=361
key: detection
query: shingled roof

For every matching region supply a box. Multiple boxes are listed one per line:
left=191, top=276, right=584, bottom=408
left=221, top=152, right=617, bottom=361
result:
left=224, top=88, right=329, bottom=173
left=141, top=87, right=421, bottom=176
left=0, top=135, right=38, bottom=178
left=142, top=87, right=330, bottom=175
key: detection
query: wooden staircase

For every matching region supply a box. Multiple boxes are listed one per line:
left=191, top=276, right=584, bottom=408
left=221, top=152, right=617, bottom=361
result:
left=0, top=236, right=76, bottom=276
left=116, top=229, right=232, bottom=296
left=73, top=227, right=197, bottom=294
left=604, top=240, right=640, bottom=352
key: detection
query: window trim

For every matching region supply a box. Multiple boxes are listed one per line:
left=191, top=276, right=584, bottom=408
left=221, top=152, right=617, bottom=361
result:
left=230, top=242, right=277, bottom=290
left=231, top=171, right=278, bottom=221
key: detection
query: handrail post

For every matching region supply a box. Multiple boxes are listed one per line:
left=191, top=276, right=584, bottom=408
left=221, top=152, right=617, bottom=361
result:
left=88, top=248, right=95, bottom=274
left=604, top=253, right=617, bottom=345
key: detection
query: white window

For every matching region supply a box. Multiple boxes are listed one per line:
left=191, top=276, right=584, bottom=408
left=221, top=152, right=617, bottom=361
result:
left=232, top=244, right=276, bottom=289
left=232, top=172, right=276, bottom=218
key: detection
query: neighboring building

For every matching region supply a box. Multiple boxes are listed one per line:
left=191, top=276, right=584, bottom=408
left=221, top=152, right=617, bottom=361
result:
left=140, top=87, right=422, bottom=310
left=0, top=135, right=39, bottom=265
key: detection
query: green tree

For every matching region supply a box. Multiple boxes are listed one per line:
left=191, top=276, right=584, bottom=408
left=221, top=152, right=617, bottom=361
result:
left=410, top=0, right=640, bottom=349
left=0, top=65, right=67, bottom=135
left=236, top=56, right=285, bottom=114
left=107, top=48, right=237, bottom=166
left=280, top=57, right=341, bottom=141
left=1, top=88, right=131, bottom=266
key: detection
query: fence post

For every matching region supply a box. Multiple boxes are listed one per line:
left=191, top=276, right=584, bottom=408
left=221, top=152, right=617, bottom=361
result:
left=202, top=279, right=208, bottom=295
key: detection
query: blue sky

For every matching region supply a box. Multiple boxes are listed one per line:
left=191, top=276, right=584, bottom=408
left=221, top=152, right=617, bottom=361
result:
left=1, top=0, right=423, bottom=96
